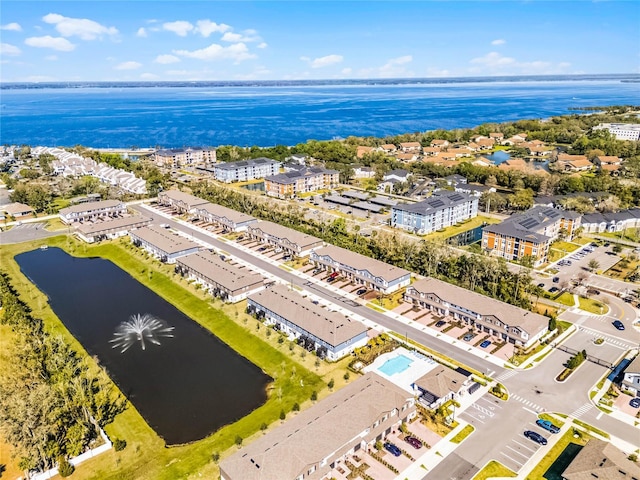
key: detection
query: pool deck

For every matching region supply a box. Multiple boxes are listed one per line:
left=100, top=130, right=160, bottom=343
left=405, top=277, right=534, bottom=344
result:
left=364, top=348, right=437, bottom=394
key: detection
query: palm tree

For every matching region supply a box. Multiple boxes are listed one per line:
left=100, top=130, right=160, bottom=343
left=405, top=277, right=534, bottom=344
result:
left=587, top=259, right=600, bottom=272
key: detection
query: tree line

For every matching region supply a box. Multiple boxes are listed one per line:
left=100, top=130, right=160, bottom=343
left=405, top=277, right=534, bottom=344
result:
left=0, top=272, right=125, bottom=474
left=191, top=182, right=537, bottom=310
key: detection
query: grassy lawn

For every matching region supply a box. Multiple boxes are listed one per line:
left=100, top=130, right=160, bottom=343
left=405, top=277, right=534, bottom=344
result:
left=531, top=301, right=561, bottom=318
left=44, top=216, right=69, bottom=231
left=577, top=296, right=608, bottom=315
left=603, top=258, right=640, bottom=283
left=372, top=288, right=406, bottom=310
left=547, top=249, right=565, bottom=263
left=572, top=237, right=593, bottom=246
left=50, top=197, right=71, bottom=211
left=550, top=240, right=581, bottom=254
left=0, top=235, right=344, bottom=480
left=473, top=460, right=516, bottom=479
left=450, top=424, right=474, bottom=444
left=594, top=228, right=640, bottom=243
left=525, top=429, right=591, bottom=480
left=554, top=292, right=576, bottom=307
left=423, top=215, right=501, bottom=241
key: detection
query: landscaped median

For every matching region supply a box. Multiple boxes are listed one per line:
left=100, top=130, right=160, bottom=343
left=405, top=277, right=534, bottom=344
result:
left=0, top=235, right=341, bottom=480
left=472, top=460, right=516, bottom=479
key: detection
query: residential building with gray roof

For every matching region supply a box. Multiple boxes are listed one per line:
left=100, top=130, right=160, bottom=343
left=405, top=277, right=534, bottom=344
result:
left=247, top=221, right=323, bottom=257
left=391, top=191, right=478, bottom=234
left=213, top=158, right=281, bottom=183
left=129, top=225, right=200, bottom=263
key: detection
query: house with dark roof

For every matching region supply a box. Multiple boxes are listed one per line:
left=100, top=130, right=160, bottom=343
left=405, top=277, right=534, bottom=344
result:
left=129, top=225, right=200, bottom=263
left=580, top=209, right=640, bottom=233
left=405, top=277, right=549, bottom=348
left=455, top=183, right=496, bottom=197
left=212, top=158, right=281, bottom=183
left=561, top=439, right=640, bottom=480
left=247, top=284, right=368, bottom=360
left=176, top=251, right=264, bottom=303
left=482, top=206, right=582, bottom=266
left=310, top=245, right=411, bottom=294
left=264, top=167, right=339, bottom=198
left=219, top=372, right=415, bottom=480
left=391, top=191, right=478, bottom=235
left=383, top=169, right=411, bottom=183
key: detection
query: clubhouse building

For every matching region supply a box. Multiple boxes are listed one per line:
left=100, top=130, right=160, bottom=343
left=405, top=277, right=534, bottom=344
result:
left=219, top=372, right=416, bottom=480
left=247, top=284, right=368, bottom=361
left=405, top=277, right=548, bottom=348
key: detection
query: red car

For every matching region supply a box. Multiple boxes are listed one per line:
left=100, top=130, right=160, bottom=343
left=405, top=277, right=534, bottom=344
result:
left=404, top=436, right=422, bottom=449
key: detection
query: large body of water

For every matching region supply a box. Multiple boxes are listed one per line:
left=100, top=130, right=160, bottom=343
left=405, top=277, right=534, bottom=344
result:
left=1, top=76, right=638, bottom=148
left=16, top=247, right=272, bottom=445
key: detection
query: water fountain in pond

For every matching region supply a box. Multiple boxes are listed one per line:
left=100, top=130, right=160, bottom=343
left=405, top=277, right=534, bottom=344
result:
left=110, top=313, right=174, bottom=353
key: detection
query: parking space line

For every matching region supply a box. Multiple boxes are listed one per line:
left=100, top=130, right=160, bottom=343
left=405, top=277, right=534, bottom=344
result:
left=512, top=439, right=536, bottom=453
left=522, top=407, right=539, bottom=416
left=499, top=451, right=524, bottom=467
left=505, top=444, right=530, bottom=458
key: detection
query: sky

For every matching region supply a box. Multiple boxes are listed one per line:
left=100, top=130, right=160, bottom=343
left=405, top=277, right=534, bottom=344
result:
left=1, top=1, right=639, bottom=83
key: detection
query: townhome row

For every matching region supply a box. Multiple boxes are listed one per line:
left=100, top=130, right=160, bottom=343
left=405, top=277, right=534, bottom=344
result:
left=220, top=372, right=415, bottom=480
left=247, top=284, right=368, bottom=360
left=59, top=200, right=127, bottom=224
left=482, top=206, right=581, bottom=266
left=580, top=208, right=640, bottom=233
left=391, top=191, right=478, bottom=235
left=405, top=277, right=549, bottom=348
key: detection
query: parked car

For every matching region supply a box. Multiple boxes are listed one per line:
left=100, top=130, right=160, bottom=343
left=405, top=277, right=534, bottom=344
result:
left=404, top=436, right=422, bottom=449
left=612, top=320, right=625, bottom=331
left=356, top=289, right=367, bottom=295
left=257, top=246, right=267, bottom=252
left=463, top=332, right=476, bottom=342
left=552, top=277, right=560, bottom=283
left=586, top=288, right=600, bottom=296
left=435, top=320, right=446, bottom=328
left=524, top=430, right=547, bottom=445
left=536, top=419, right=560, bottom=434
left=549, top=287, right=559, bottom=293
left=629, top=398, right=640, bottom=408
left=537, top=283, right=545, bottom=288
left=312, top=268, right=322, bottom=275
left=480, top=340, right=491, bottom=348
left=383, top=442, right=402, bottom=457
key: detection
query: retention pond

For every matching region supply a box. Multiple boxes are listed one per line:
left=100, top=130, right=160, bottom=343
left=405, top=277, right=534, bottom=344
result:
left=16, top=247, right=272, bottom=445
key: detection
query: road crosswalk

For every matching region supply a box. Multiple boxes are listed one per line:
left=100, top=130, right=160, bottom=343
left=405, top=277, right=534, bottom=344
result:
left=495, top=369, right=518, bottom=382
left=570, top=403, right=593, bottom=418
left=510, top=393, right=544, bottom=413
left=577, top=326, right=635, bottom=349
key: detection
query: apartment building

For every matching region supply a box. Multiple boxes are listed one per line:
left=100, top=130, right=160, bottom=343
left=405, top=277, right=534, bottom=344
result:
left=593, top=123, right=640, bottom=141
left=481, top=206, right=581, bottom=266
left=391, top=191, right=478, bottom=235
left=154, top=147, right=217, bottom=169
left=212, top=158, right=281, bottom=183
left=264, top=166, right=339, bottom=198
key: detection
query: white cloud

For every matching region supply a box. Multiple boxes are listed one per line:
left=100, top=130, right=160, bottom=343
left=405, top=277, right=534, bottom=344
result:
left=469, top=51, right=571, bottom=75
left=25, top=35, right=75, bottom=51
left=136, top=27, right=147, bottom=38
left=341, top=67, right=352, bottom=75
left=43, top=13, right=118, bottom=40
left=1, top=43, right=21, bottom=56
left=301, top=54, right=344, bottom=69
left=1, top=22, right=22, bottom=32
left=470, top=51, right=515, bottom=68
left=221, top=31, right=261, bottom=43
left=378, top=55, right=413, bottom=77
left=45, top=55, right=58, bottom=61
left=196, top=20, right=231, bottom=37
left=257, top=42, right=268, bottom=49
left=155, top=54, right=180, bottom=64
left=173, top=42, right=256, bottom=63
left=115, top=61, right=142, bottom=70
left=162, top=20, right=194, bottom=37
left=491, top=39, right=506, bottom=46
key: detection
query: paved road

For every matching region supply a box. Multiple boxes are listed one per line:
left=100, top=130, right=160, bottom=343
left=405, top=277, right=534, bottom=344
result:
left=132, top=204, right=501, bottom=376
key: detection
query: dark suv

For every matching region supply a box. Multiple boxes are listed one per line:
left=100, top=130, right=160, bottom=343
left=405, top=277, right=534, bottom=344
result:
left=524, top=430, right=547, bottom=445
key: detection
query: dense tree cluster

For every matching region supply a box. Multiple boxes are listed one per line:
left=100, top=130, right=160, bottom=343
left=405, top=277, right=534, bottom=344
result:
left=0, top=272, right=124, bottom=473
left=191, top=182, right=536, bottom=310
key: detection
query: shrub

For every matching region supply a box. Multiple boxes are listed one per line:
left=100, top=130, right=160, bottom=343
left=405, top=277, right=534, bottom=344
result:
left=344, top=372, right=350, bottom=381
left=292, top=402, right=300, bottom=412
left=260, top=422, right=268, bottom=431
left=280, top=409, right=286, bottom=420
left=57, top=457, right=75, bottom=477
left=311, top=390, right=318, bottom=401
left=113, top=438, right=127, bottom=452
left=211, top=451, right=220, bottom=463
left=328, top=379, right=335, bottom=389
left=235, top=435, right=243, bottom=446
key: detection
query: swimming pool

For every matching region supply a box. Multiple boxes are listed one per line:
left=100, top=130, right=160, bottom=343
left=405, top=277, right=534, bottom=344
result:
left=378, top=354, right=413, bottom=376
